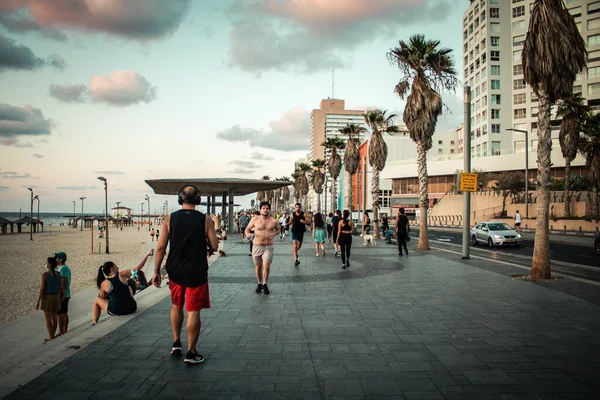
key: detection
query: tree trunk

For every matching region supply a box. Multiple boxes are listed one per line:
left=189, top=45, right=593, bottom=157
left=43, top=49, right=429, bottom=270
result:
left=331, top=178, right=338, bottom=212
left=417, top=142, right=430, bottom=250
left=346, top=171, right=353, bottom=211
left=563, top=162, right=571, bottom=218
left=372, top=168, right=380, bottom=239
left=531, top=89, right=552, bottom=279
left=502, top=192, right=508, bottom=217
left=593, top=186, right=599, bottom=216
left=316, top=191, right=321, bottom=213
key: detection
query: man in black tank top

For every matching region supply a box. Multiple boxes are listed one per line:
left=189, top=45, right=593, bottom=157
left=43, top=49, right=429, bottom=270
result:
left=152, top=185, right=219, bottom=364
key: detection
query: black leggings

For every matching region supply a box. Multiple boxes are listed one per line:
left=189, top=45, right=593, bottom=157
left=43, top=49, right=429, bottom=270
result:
left=339, top=235, right=352, bottom=264
left=397, top=233, right=408, bottom=254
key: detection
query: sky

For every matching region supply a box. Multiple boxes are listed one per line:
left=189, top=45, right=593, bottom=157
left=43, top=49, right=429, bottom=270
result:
left=0, top=0, right=466, bottom=214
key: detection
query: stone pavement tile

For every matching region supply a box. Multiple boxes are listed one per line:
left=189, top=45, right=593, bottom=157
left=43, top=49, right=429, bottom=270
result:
left=403, top=390, right=445, bottom=399
left=461, top=370, right=518, bottom=385
left=361, top=378, right=437, bottom=395
left=323, top=379, right=364, bottom=397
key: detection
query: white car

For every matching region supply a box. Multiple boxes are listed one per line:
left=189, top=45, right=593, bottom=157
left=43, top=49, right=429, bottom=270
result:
left=471, top=221, right=522, bottom=248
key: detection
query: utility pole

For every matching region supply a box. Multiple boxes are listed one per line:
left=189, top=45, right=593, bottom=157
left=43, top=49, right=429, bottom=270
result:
left=462, top=86, right=472, bottom=260
left=80, top=196, right=86, bottom=231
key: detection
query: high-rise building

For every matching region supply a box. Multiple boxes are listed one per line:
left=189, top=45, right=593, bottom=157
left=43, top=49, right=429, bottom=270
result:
left=462, top=0, right=600, bottom=159
left=308, top=99, right=365, bottom=211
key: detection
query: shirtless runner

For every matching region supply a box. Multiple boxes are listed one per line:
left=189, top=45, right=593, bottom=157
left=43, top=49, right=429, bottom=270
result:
left=245, top=201, right=279, bottom=295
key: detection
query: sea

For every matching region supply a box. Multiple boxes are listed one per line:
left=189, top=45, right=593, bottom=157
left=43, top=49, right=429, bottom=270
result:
left=0, top=212, right=104, bottom=227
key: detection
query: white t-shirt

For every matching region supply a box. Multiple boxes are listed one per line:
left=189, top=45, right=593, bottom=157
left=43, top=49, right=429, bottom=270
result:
left=279, top=216, right=286, bottom=226
left=515, top=213, right=522, bottom=223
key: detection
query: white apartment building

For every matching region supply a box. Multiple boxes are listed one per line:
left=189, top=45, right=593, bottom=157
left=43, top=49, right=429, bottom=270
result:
left=462, top=0, right=600, bottom=158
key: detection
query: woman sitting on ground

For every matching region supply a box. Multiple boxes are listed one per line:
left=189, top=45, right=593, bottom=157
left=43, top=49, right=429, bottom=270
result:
left=92, top=249, right=153, bottom=325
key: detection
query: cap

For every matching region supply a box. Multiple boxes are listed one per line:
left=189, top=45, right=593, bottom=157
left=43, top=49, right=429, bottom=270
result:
left=54, top=252, right=67, bottom=261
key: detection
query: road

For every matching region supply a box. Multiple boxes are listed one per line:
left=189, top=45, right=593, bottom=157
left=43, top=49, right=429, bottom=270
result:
left=410, top=227, right=600, bottom=282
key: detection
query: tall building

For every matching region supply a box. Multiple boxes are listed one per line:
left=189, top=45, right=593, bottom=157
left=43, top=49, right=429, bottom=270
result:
left=308, top=99, right=365, bottom=211
left=462, top=0, right=600, bottom=159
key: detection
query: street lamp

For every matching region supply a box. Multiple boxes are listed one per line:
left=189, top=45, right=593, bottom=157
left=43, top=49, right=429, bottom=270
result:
left=80, top=196, right=86, bottom=231
left=145, top=194, right=150, bottom=231
left=507, top=128, right=529, bottom=218
left=34, top=195, right=40, bottom=221
left=72, top=200, right=76, bottom=228
left=97, top=177, right=109, bottom=254
left=27, top=188, right=33, bottom=240
left=141, top=202, right=144, bottom=229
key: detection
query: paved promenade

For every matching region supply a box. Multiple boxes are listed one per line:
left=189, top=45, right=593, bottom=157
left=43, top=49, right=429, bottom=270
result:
left=6, top=237, right=600, bottom=399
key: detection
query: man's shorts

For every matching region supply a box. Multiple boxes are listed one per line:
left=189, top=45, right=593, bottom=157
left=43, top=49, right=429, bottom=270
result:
left=58, top=296, right=70, bottom=314
left=291, top=232, right=304, bottom=243
left=169, top=281, right=211, bottom=312
left=515, top=222, right=521, bottom=227
left=252, top=245, right=274, bottom=265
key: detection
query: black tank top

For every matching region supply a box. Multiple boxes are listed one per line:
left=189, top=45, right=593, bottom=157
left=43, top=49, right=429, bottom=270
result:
left=166, top=209, right=209, bottom=287
left=107, top=275, right=136, bottom=315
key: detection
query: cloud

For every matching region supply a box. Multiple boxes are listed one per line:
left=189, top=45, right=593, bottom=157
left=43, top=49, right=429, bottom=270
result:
left=0, top=104, right=52, bottom=143
left=0, top=138, right=33, bottom=147
left=250, top=152, right=274, bottom=161
left=50, top=71, right=157, bottom=106
left=216, top=107, right=310, bottom=151
left=0, top=171, right=33, bottom=179
left=32, top=153, right=43, bottom=158
left=230, top=168, right=255, bottom=174
left=229, top=160, right=260, bottom=169
left=94, top=170, right=124, bottom=175
left=0, top=0, right=191, bottom=41
left=56, top=185, right=96, bottom=190
left=0, top=186, right=9, bottom=191
left=226, top=0, right=452, bottom=73
left=0, top=34, right=67, bottom=71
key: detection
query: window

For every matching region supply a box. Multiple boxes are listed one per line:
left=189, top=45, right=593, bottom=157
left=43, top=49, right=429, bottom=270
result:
left=491, top=80, right=501, bottom=90
left=469, top=24, right=474, bottom=33
left=491, top=36, right=499, bottom=47
left=514, top=79, right=526, bottom=90
left=490, top=22, right=500, bottom=33
left=482, top=110, right=487, bottom=121
left=569, top=6, right=582, bottom=18
left=513, top=64, right=523, bottom=76
left=514, top=108, right=526, bottom=119
left=438, top=140, right=443, bottom=145
left=512, top=20, right=526, bottom=31
left=476, top=128, right=481, bottom=137
left=531, top=106, right=539, bottom=117
left=482, top=125, right=488, bottom=135
left=491, top=109, right=500, bottom=119
left=482, top=95, right=487, bottom=106
left=513, top=0, right=524, bottom=3
left=588, top=82, right=600, bottom=95
left=476, top=144, right=481, bottom=157
left=490, top=8, right=499, bottom=18
left=492, top=94, right=501, bottom=104
left=491, top=51, right=500, bottom=61
left=588, top=18, right=600, bottom=30
left=464, top=68, right=469, bottom=78
left=450, top=140, right=455, bottom=145
left=481, top=52, right=487, bottom=63
left=475, top=86, right=481, bottom=96
left=482, top=81, right=487, bottom=92
left=574, top=84, right=582, bottom=94
left=588, top=0, right=600, bottom=12
left=513, top=35, right=525, bottom=47
left=450, top=149, right=455, bottom=154
left=514, top=93, right=526, bottom=104
left=481, top=38, right=486, bottom=49
left=512, top=6, right=525, bottom=18
left=492, top=124, right=501, bottom=133
left=491, top=65, right=500, bottom=75
left=513, top=50, right=522, bottom=61
left=482, top=142, right=488, bottom=157
left=588, top=34, right=600, bottom=46
left=481, top=11, right=486, bottom=22
left=589, top=67, right=600, bottom=79
left=531, top=92, right=538, bottom=102
left=492, top=141, right=501, bottom=156
left=481, top=66, right=487, bottom=78
left=438, top=148, right=443, bottom=154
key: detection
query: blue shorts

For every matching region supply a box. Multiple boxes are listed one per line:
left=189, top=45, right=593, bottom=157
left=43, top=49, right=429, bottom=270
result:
left=291, top=232, right=304, bottom=243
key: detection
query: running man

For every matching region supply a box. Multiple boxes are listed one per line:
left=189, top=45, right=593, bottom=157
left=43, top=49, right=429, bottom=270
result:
left=287, top=203, right=306, bottom=266
left=245, top=201, right=279, bottom=295
left=514, top=210, right=522, bottom=234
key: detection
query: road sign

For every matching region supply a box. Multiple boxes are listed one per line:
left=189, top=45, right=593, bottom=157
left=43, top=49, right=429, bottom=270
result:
left=460, top=172, right=478, bottom=192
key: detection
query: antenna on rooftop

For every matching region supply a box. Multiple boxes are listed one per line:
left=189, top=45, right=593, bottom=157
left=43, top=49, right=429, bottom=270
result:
left=332, top=69, right=335, bottom=99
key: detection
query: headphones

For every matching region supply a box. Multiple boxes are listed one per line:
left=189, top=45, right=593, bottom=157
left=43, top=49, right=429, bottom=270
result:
left=177, top=184, right=201, bottom=205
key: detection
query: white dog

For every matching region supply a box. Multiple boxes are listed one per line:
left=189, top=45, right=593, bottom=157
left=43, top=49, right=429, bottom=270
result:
left=362, top=234, right=376, bottom=246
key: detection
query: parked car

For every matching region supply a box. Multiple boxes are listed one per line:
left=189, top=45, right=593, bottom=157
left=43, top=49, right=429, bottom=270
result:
left=471, top=221, right=521, bottom=247
left=595, top=232, right=600, bottom=256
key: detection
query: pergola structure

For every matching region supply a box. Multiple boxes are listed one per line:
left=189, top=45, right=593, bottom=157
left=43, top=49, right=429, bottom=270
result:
left=145, top=178, right=292, bottom=233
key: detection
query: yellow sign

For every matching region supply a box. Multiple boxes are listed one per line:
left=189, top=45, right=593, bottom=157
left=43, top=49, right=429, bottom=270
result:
left=460, top=172, right=478, bottom=192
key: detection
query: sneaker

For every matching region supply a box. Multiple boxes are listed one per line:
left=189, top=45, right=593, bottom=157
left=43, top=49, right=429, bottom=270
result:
left=334, top=251, right=339, bottom=257
left=346, top=260, right=350, bottom=268
left=263, top=284, right=270, bottom=295
left=171, top=340, right=182, bottom=355
left=322, top=249, right=326, bottom=256
left=184, top=351, right=205, bottom=364
left=404, top=248, right=409, bottom=255
left=294, top=259, right=300, bottom=266
left=255, top=284, right=262, bottom=293
left=342, top=263, right=347, bottom=269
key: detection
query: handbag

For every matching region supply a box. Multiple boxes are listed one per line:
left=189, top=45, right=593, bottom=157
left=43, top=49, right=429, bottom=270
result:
left=406, top=235, right=411, bottom=242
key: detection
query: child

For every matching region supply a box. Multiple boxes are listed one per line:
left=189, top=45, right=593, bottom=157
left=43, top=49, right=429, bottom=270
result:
left=312, top=213, right=326, bottom=256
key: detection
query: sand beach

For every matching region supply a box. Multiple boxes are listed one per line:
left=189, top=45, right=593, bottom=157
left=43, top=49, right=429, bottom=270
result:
left=0, top=225, right=155, bottom=324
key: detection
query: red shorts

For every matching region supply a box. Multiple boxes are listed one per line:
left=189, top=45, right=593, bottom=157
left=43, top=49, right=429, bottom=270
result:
left=169, top=281, right=211, bottom=312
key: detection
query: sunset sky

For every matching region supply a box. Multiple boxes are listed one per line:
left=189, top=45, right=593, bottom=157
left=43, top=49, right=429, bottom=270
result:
left=0, top=0, right=464, bottom=213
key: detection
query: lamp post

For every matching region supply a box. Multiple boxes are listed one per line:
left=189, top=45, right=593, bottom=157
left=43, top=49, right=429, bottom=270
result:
left=27, top=188, right=33, bottom=240
left=72, top=200, right=76, bottom=228
left=145, top=194, right=150, bottom=231
left=34, top=195, right=40, bottom=220
left=97, top=177, right=109, bottom=254
left=80, top=196, right=86, bottom=231
left=507, top=128, right=529, bottom=219
left=141, top=202, right=144, bottom=228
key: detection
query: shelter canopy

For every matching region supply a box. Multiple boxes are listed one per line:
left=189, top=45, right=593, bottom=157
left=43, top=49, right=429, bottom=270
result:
left=145, top=178, right=290, bottom=197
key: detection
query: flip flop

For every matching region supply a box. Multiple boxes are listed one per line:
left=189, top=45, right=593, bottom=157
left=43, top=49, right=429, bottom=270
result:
left=43, top=338, right=53, bottom=344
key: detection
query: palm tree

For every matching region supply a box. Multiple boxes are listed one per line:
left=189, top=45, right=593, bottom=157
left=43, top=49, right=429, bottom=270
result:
left=279, top=176, right=291, bottom=212
left=340, top=124, right=366, bottom=211
left=322, top=137, right=346, bottom=212
left=365, top=109, right=400, bottom=238
left=581, top=113, right=600, bottom=216
left=388, top=34, right=458, bottom=251
left=295, top=163, right=312, bottom=207
left=291, top=171, right=302, bottom=203
left=311, top=159, right=326, bottom=212
left=556, top=93, right=590, bottom=217
left=250, top=199, right=255, bottom=210
left=522, top=0, right=587, bottom=279
left=257, top=175, right=271, bottom=204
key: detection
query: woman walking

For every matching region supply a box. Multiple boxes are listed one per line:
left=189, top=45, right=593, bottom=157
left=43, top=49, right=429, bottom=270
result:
left=36, top=257, right=64, bottom=343
left=362, top=212, right=371, bottom=235
left=92, top=249, right=152, bottom=325
left=326, top=213, right=333, bottom=243
left=336, top=210, right=354, bottom=269
left=312, top=212, right=327, bottom=256
left=395, top=208, right=410, bottom=256
left=331, top=210, right=341, bottom=256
